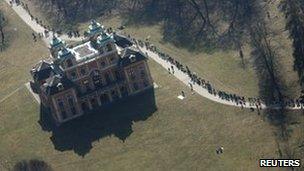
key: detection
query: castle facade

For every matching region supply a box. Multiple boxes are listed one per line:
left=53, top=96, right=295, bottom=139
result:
left=30, top=20, right=153, bottom=125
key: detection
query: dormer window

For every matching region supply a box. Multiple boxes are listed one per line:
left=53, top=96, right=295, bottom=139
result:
left=129, top=54, right=136, bottom=63
left=80, top=68, right=87, bottom=76
left=129, top=69, right=136, bottom=80
left=57, top=83, right=64, bottom=91
left=70, top=71, right=77, bottom=80
left=140, top=70, right=146, bottom=78
left=106, top=44, right=112, bottom=52
left=100, top=61, right=106, bottom=68
left=110, top=56, right=115, bottom=63
left=66, top=59, right=73, bottom=67
left=99, top=47, right=104, bottom=54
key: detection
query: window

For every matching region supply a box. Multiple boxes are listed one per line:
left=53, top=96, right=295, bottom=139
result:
left=80, top=68, right=87, bottom=76
left=83, top=80, right=91, bottom=92
left=111, top=90, right=119, bottom=100
left=105, top=73, right=111, bottom=84
left=66, top=59, right=73, bottom=67
left=57, top=83, right=64, bottom=91
left=92, top=70, right=103, bottom=87
left=68, top=96, right=74, bottom=106
left=67, top=96, right=77, bottom=115
left=100, top=94, right=109, bottom=104
left=129, top=69, right=135, bottom=80
left=129, top=54, right=136, bottom=63
left=71, top=107, right=77, bottom=115
left=61, top=110, right=67, bottom=119
left=100, top=61, right=106, bottom=68
left=70, top=71, right=77, bottom=79
left=106, top=44, right=112, bottom=52
left=91, top=98, right=98, bottom=108
left=143, top=81, right=149, bottom=87
left=140, top=70, right=146, bottom=78
left=120, top=86, right=128, bottom=97
left=81, top=102, right=89, bottom=111
left=57, top=99, right=65, bottom=110
left=99, top=47, right=104, bottom=54
left=57, top=99, right=67, bottom=119
left=115, top=70, right=121, bottom=80
left=110, top=57, right=115, bottom=62
left=133, top=83, right=139, bottom=91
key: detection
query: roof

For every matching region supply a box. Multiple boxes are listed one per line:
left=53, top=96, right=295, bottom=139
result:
left=71, top=41, right=99, bottom=62
left=119, top=47, right=147, bottom=67
left=31, top=61, right=53, bottom=81
left=113, top=33, right=133, bottom=48
left=58, top=47, right=74, bottom=59
left=87, top=20, right=105, bottom=36
left=50, top=36, right=64, bottom=48
left=97, top=33, right=114, bottom=45
left=41, top=75, right=74, bottom=95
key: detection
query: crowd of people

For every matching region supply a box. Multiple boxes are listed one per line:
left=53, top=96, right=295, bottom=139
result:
left=8, top=0, right=304, bottom=110
left=133, top=38, right=304, bottom=110
left=10, top=0, right=81, bottom=41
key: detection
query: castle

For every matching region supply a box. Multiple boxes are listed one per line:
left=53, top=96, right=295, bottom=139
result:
left=30, top=20, right=153, bottom=125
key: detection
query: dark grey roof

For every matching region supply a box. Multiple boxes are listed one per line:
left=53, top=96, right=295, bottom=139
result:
left=34, top=61, right=51, bottom=71
left=119, top=48, right=147, bottom=67
left=31, top=61, right=53, bottom=81
left=41, top=75, right=74, bottom=95
left=113, top=33, right=133, bottom=48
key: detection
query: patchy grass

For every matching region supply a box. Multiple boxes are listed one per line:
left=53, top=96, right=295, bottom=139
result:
left=0, top=1, right=48, bottom=100
left=79, top=16, right=260, bottom=98
left=265, top=0, right=301, bottom=98
left=0, top=59, right=282, bottom=171
left=0, top=1, right=302, bottom=171
left=18, top=0, right=301, bottom=99
left=19, top=0, right=52, bottom=28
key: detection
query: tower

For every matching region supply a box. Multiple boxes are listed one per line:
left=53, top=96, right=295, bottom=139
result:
left=84, top=19, right=105, bottom=41
left=49, top=36, right=65, bottom=58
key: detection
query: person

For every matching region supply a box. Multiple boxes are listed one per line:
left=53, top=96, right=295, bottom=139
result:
left=168, top=67, right=171, bottom=74
left=189, top=83, right=193, bottom=91
left=216, top=146, right=224, bottom=154
left=256, top=105, right=260, bottom=115
left=181, top=91, right=185, bottom=97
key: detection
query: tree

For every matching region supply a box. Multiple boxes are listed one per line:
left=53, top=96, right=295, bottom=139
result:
left=0, top=10, right=6, bottom=51
left=281, top=0, right=304, bottom=87
left=13, top=159, right=53, bottom=171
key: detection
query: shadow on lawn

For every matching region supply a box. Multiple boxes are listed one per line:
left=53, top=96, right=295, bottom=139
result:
left=38, top=88, right=157, bottom=156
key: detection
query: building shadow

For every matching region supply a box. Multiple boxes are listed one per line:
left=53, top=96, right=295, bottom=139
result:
left=38, top=88, right=157, bottom=156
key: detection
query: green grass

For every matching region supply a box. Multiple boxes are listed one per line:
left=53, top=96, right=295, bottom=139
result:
left=19, top=0, right=301, bottom=98
left=0, top=1, right=303, bottom=170
left=76, top=3, right=300, bottom=98
left=0, top=59, right=283, bottom=171
left=0, top=1, right=49, bottom=100
left=265, top=0, right=301, bottom=97
left=79, top=16, right=260, bottom=98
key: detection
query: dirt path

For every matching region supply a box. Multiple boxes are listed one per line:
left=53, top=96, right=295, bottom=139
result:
left=4, top=0, right=304, bottom=110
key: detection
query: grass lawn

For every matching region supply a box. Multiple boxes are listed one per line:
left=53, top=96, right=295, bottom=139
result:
left=0, top=1, right=48, bottom=100
left=0, top=59, right=283, bottom=171
left=79, top=16, right=261, bottom=98
left=18, top=0, right=301, bottom=99
left=75, top=2, right=300, bottom=98
left=0, top=1, right=303, bottom=171
left=265, top=0, right=301, bottom=97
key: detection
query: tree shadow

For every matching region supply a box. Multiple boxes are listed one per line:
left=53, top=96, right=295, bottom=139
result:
left=250, top=28, right=292, bottom=141
left=38, top=88, right=157, bottom=156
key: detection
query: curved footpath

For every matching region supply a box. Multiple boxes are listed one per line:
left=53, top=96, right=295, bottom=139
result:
left=4, top=0, right=303, bottom=110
